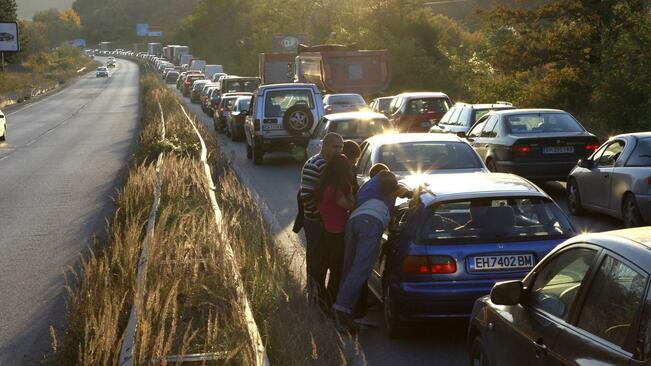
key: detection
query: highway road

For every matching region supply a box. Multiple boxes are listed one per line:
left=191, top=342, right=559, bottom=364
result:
left=171, top=85, right=623, bottom=365
left=0, top=58, right=140, bottom=365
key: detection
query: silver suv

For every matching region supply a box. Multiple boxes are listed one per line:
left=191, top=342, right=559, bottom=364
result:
left=244, top=83, right=325, bottom=165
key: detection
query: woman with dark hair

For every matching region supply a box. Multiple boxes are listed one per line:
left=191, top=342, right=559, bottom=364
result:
left=315, top=154, right=355, bottom=309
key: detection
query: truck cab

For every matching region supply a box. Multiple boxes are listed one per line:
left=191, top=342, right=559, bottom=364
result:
left=244, top=83, right=324, bottom=165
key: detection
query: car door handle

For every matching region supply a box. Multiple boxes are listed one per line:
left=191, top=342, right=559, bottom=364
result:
left=533, top=338, right=547, bottom=358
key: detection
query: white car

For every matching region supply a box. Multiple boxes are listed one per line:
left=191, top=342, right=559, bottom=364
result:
left=0, top=110, right=6, bottom=141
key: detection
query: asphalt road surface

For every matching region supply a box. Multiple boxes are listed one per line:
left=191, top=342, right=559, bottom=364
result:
left=0, top=58, right=140, bottom=365
left=170, top=84, right=623, bottom=365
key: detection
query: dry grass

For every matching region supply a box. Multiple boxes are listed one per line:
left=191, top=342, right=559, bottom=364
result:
left=54, top=73, right=356, bottom=366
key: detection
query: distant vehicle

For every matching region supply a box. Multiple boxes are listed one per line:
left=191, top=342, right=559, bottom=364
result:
left=214, top=92, right=252, bottom=132
left=469, top=227, right=650, bottom=366
left=369, top=96, right=394, bottom=116
left=306, top=112, right=392, bottom=158
left=323, top=93, right=368, bottom=114
left=96, top=67, right=109, bottom=78
left=200, top=85, right=218, bottom=113
left=387, top=92, right=453, bottom=133
left=244, top=83, right=325, bottom=165
left=203, top=65, right=224, bottom=78
left=226, top=95, right=253, bottom=141
left=165, top=71, right=179, bottom=84
left=0, top=32, right=15, bottom=42
left=430, top=102, right=516, bottom=135
left=567, top=132, right=651, bottom=227
left=211, top=72, right=227, bottom=82
left=355, top=133, right=487, bottom=185
left=259, top=52, right=296, bottom=84
left=190, top=59, right=206, bottom=72
left=0, top=110, right=7, bottom=141
left=190, top=80, right=211, bottom=103
left=182, top=74, right=205, bottom=96
left=217, top=76, right=260, bottom=97
left=461, top=109, right=600, bottom=181
left=294, top=44, right=390, bottom=96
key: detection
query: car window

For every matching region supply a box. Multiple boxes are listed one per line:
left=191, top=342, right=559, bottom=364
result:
left=313, top=118, right=328, bottom=139
left=480, top=115, right=499, bottom=138
left=328, top=118, right=390, bottom=140
left=264, top=90, right=315, bottom=117
left=598, top=141, right=625, bottom=167
left=505, top=113, right=584, bottom=134
left=389, top=96, right=402, bottom=114
left=458, top=108, right=472, bottom=126
left=627, top=138, right=651, bottom=167
left=225, top=79, right=260, bottom=93
left=530, top=247, right=597, bottom=319
left=379, top=142, right=483, bottom=173
left=439, top=108, right=454, bottom=124
left=328, top=94, right=366, bottom=106
left=378, top=98, right=392, bottom=113
left=237, top=98, right=251, bottom=111
left=406, top=98, right=450, bottom=115
left=358, top=143, right=372, bottom=174
left=577, top=255, right=647, bottom=348
left=448, top=108, right=462, bottom=124
left=468, top=118, right=488, bottom=138
left=421, top=197, right=574, bottom=244
left=635, top=295, right=651, bottom=360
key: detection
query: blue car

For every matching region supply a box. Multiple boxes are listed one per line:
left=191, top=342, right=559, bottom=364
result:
left=368, top=172, right=576, bottom=337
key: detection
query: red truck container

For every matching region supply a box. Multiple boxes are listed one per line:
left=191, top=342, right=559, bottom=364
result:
left=294, top=44, right=390, bottom=96
left=259, top=52, right=296, bottom=85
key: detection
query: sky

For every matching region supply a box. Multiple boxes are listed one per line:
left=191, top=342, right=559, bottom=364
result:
left=16, top=0, right=75, bottom=20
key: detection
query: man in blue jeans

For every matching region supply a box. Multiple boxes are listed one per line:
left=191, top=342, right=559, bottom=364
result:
left=333, top=171, right=403, bottom=330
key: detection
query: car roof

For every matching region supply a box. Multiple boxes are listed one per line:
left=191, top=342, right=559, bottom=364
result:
left=612, top=132, right=651, bottom=140
left=395, top=92, right=449, bottom=98
left=258, top=83, right=319, bottom=90
left=453, top=103, right=515, bottom=109
left=491, top=108, right=568, bottom=116
left=222, top=92, right=253, bottom=98
left=400, top=173, right=547, bottom=206
left=374, top=96, right=395, bottom=101
left=365, top=132, right=463, bottom=145
left=324, top=112, right=388, bottom=121
left=324, top=93, right=363, bottom=98
left=561, top=228, right=651, bottom=270
left=605, top=227, right=651, bottom=247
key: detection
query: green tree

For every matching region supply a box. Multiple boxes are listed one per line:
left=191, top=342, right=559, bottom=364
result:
left=33, top=9, right=82, bottom=47
left=0, top=0, right=17, bottom=21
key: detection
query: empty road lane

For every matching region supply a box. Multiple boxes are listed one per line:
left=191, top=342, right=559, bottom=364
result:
left=0, top=58, right=140, bottom=365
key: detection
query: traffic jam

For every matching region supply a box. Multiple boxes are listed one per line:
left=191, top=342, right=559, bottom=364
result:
left=114, top=40, right=651, bottom=364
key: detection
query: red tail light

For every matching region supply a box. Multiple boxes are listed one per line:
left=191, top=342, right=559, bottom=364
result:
left=512, top=145, right=531, bottom=154
left=584, top=143, right=600, bottom=151
left=400, top=256, right=456, bottom=274
left=220, top=107, right=224, bottom=113
left=325, top=106, right=333, bottom=114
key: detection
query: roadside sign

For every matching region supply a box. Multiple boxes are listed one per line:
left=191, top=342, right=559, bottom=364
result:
left=272, top=34, right=306, bottom=52
left=148, top=25, right=162, bottom=37
left=137, top=23, right=148, bottom=37
left=0, top=22, right=19, bottom=52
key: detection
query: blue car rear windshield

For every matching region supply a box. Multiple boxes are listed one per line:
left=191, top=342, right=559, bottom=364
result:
left=506, top=113, right=584, bottom=134
left=379, top=142, right=482, bottom=173
left=421, top=197, right=574, bottom=243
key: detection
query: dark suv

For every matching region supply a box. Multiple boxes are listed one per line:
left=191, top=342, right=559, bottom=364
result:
left=387, top=92, right=453, bottom=132
left=430, top=102, right=515, bottom=135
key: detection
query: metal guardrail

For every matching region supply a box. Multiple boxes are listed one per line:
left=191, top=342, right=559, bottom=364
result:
left=179, top=104, right=270, bottom=366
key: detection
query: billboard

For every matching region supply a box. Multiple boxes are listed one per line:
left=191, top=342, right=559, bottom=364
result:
left=136, top=23, right=148, bottom=37
left=272, top=34, right=306, bottom=52
left=0, top=22, right=19, bottom=52
left=147, top=25, right=162, bottom=37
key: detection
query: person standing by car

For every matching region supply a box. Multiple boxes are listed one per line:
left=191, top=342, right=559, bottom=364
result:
left=333, top=171, right=402, bottom=330
left=299, top=133, right=344, bottom=303
left=314, top=154, right=356, bottom=308
left=343, top=140, right=361, bottom=192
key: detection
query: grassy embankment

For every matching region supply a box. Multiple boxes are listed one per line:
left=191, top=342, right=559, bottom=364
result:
left=0, top=46, right=97, bottom=107
left=53, top=72, right=353, bottom=365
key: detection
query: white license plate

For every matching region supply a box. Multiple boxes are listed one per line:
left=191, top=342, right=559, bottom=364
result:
left=543, top=146, right=574, bottom=154
left=470, top=254, right=535, bottom=272
left=262, top=124, right=283, bottom=131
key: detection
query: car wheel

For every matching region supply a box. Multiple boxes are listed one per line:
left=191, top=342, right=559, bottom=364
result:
left=246, top=143, right=252, bottom=159
left=383, top=285, right=406, bottom=338
left=469, top=335, right=490, bottom=366
left=252, top=146, right=264, bottom=165
left=283, top=105, right=314, bottom=136
left=622, top=193, right=643, bottom=228
left=567, top=179, right=584, bottom=216
left=486, top=159, right=497, bottom=172
left=0, top=128, right=5, bottom=141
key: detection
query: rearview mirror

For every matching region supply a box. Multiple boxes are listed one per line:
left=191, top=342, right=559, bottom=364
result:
left=490, top=280, right=523, bottom=305
left=577, top=159, right=593, bottom=169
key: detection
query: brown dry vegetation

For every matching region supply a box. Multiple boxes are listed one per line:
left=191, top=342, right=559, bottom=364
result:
left=53, top=71, right=355, bottom=365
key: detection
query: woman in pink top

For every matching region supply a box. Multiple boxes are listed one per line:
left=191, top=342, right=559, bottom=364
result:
left=315, top=154, right=355, bottom=308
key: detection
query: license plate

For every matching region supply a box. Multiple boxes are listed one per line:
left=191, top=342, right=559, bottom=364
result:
left=262, top=124, right=283, bottom=131
left=469, top=254, right=535, bottom=272
left=543, top=146, right=574, bottom=154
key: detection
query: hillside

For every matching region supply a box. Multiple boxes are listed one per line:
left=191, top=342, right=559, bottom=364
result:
left=17, top=0, right=75, bottom=19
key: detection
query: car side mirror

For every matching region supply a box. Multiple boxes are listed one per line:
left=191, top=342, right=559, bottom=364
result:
left=456, top=131, right=466, bottom=138
left=490, top=280, right=523, bottom=305
left=577, top=159, right=593, bottom=169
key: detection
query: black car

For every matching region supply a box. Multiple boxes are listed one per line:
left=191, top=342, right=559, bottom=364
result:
left=0, top=32, right=14, bottom=42
left=461, top=109, right=600, bottom=181
left=469, top=228, right=651, bottom=366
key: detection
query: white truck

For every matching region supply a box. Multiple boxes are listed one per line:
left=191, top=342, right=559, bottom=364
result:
left=180, top=54, right=193, bottom=68
left=203, top=64, right=224, bottom=78
left=190, top=59, right=206, bottom=72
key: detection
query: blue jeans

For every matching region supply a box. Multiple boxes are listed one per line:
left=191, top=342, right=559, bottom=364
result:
left=333, top=214, right=384, bottom=314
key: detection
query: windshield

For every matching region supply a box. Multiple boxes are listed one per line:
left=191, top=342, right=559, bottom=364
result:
left=329, top=119, right=390, bottom=139
left=238, top=98, right=251, bottom=110
left=406, top=98, right=451, bottom=114
left=627, top=137, right=651, bottom=167
left=422, top=197, right=574, bottom=243
left=224, top=79, right=259, bottom=93
left=264, top=90, right=314, bottom=117
left=505, top=113, right=584, bottom=134
left=379, top=142, right=482, bottom=173
left=329, top=95, right=366, bottom=106
left=377, top=98, right=392, bottom=112
left=222, top=97, right=238, bottom=111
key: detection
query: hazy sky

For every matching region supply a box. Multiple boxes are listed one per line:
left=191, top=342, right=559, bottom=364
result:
left=16, top=0, right=75, bottom=20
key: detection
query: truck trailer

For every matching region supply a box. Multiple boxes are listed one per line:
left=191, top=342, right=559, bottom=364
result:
left=147, top=43, right=163, bottom=57
left=259, top=52, right=296, bottom=84
left=294, top=44, right=390, bottom=96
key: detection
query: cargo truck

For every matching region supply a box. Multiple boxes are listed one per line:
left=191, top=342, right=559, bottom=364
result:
left=203, top=65, right=224, bottom=78
left=172, top=46, right=189, bottom=65
left=147, top=43, right=163, bottom=57
left=190, top=59, right=206, bottom=72
left=99, top=42, right=113, bottom=52
left=294, top=44, right=390, bottom=96
left=259, top=52, right=296, bottom=84
left=180, top=54, right=193, bottom=67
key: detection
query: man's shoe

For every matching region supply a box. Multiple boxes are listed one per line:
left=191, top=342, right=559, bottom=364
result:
left=334, top=310, right=359, bottom=332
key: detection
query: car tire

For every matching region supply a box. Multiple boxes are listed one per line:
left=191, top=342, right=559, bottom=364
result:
left=283, top=105, right=314, bottom=136
left=469, top=335, right=490, bottom=366
left=246, top=143, right=253, bottom=159
left=486, top=159, right=497, bottom=173
left=252, top=146, right=264, bottom=165
left=0, top=128, right=6, bottom=141
left=622, top=193, right=643, bottom=228
left=384, top=285, right=407, bottom=339
left=567, top=179, right=584, bottom=216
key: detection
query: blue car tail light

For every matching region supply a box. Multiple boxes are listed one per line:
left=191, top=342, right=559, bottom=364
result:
left=401, top=255, right=457, bottom=274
